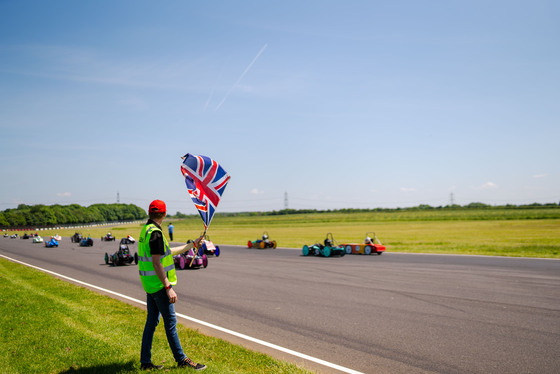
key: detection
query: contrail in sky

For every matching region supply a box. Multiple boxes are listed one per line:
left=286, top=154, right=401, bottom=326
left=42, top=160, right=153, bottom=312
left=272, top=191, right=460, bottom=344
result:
left=204, top=61, right=227, bottom=112
left=215, top=43, right=267, bottom=111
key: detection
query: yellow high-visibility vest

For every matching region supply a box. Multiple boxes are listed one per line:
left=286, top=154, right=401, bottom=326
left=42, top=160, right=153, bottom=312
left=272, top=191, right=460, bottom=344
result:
left=138, top=223, right=177, bottom=293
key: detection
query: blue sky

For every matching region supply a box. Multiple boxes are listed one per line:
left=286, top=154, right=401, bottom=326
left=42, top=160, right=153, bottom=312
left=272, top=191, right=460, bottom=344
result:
left=1, top=1, right=558, bottom=215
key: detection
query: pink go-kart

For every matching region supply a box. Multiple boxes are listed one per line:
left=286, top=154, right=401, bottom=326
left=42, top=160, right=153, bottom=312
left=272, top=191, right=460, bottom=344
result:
left=174, top=248, right=208, bottom=270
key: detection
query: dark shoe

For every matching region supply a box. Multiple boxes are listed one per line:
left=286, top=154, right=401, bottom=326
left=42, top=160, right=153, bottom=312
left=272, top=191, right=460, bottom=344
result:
left=140, top=362, right=163, bottom=370
left=178, top=357, right=207, bottom=371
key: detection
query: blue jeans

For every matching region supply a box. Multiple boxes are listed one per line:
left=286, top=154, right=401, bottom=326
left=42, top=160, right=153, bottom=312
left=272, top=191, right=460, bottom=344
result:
left=141, top=288, right=187, bottom=364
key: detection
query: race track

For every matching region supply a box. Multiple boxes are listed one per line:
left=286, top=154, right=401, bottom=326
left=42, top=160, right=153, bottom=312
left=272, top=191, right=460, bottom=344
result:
left=1, top=236, right=559, bottom=374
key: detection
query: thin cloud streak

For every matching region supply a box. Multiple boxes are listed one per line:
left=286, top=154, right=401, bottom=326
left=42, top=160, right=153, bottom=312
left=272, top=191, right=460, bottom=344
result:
left=215, top=43, right=268, bottom=111
left=204, top=60, right=228, bottom=112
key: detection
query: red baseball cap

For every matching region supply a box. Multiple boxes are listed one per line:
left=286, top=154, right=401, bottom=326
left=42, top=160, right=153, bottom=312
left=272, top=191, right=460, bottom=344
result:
left=149, top=200, right=166, bottom=213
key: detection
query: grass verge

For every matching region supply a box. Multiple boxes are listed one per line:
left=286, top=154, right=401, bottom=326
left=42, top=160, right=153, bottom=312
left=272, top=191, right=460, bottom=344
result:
left=0, top=258, right=313, bottom=374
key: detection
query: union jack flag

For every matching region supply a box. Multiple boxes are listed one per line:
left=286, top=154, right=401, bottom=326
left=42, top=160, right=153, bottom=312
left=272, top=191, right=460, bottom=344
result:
left=180, top=153, right=230, bottom=230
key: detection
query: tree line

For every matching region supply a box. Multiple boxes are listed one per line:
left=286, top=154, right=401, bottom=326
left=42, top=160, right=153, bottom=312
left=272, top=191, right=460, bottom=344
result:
left=0, top=203, right=147, bottom=228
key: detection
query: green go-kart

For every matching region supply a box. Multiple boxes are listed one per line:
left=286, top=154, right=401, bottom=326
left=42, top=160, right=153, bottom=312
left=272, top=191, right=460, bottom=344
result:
left=302, top=233, right=345, bottom=257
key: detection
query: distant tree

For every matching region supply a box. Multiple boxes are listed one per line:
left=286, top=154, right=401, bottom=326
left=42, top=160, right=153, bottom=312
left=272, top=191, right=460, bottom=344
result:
left=173, top=211, right=190, bottom=218
left=37, top=205, right=57, bottom=225
left=466, top=202, right=491, bottom=209
left=3, top=210, right=26, bottom=226
left=0, top=212, right=9, bottom=226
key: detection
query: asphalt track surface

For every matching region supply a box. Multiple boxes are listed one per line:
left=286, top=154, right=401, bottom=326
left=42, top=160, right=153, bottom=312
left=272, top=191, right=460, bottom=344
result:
left=1, top=236, right=559, bottom=374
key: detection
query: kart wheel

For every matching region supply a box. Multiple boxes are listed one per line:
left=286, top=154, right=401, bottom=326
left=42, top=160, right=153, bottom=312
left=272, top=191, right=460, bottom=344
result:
left=247, top=240, right=252, bottom=248
left=272, top=240, right=277, bottom=249
left=202, top=254, right=208, bottom=268
left=345, top=245, right=352, bottom=254
left=104, top=253, right=109, bottom=264
left=134, top=252, right=138, bottom=265
left=215, top=246, right=220, bottom=257
left=179, top=256, right=185, bottom=270
left=322, top=246, right=331, bottom=257
left=259, top=241, right=265, bottom=249
left=302, top=245, right=309, bottom=256
left=364, top=245, right=372, bottom=255
left=377, top=252, right=382, bottom=255
left=314, top=246, right=321, bottom=256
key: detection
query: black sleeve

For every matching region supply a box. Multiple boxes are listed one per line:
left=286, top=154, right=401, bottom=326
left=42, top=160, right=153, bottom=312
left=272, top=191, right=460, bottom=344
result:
left=149, top=230, right=165, bottom=256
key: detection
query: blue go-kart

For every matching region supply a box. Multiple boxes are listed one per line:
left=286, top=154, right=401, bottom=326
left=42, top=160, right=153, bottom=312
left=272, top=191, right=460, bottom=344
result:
left=189, top=235, right=220, bottom=256
left=79, top=236, right=94, bottom=247
left=45, top=237, right=59, bottom=248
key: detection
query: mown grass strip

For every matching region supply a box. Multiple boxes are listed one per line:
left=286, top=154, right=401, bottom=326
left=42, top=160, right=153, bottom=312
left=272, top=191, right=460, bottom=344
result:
left=0, top=258, right=314, bottom=374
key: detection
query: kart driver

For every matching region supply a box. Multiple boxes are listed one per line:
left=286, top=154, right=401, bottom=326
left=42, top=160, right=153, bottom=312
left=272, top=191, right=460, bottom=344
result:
left=138, top=199, right=206, bottom=371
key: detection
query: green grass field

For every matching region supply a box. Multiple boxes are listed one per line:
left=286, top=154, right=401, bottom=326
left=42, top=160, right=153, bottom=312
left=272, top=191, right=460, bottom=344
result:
left=0, top=259, right=313, bottom=374
left=17, top=208, right=560, bottom=258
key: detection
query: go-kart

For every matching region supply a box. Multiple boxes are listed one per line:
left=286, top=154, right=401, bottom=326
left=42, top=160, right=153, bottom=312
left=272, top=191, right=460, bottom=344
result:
left=3, top=233, right=8, bottom=238
left=104, top=239, right=138, bottom=266
left=121, top=235, right=135, bottom=244
left=200, top=235, right=220, bottom=256
left=189, top=236, right=220, bottom=256
left=101, top=232, right=116, bottom=241
left=341, top=232, right=386, bottom=255
left=71, top=232, right=83, bottom=243
left=10, top=234, right=18, bottom=239
left=33, top=235, right=44, bottom=243
left=302, top=233, right=346, bottom=257
left=45, top=237, right=59, bottom=247
left=174, top=248, right=208, bottom=270
left=21, top=233, right=31, bottom=239
left=247, top=231, right=277, bottom=249
left=79, top=236, right=94, bottom=247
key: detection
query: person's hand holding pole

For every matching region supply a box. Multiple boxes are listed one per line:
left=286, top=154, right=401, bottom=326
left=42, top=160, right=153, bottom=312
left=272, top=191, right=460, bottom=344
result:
left=193, top=236, right=204, bottom=248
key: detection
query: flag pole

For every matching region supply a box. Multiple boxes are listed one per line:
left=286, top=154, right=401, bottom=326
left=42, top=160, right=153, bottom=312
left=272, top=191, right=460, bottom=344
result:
left=189, top=226, right=208, bottom=268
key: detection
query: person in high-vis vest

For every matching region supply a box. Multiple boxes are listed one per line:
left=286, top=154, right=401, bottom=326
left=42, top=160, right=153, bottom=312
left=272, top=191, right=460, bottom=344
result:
left=139, top=199, right=206, bottom=371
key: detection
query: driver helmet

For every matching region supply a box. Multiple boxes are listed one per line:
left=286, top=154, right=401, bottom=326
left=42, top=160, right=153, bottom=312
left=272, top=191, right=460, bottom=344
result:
left=262, top=234, right=268, bottom=240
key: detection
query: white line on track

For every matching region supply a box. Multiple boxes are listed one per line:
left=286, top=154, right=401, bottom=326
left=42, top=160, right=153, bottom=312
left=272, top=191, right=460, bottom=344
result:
left=1, top=254, right=364, bottom=374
